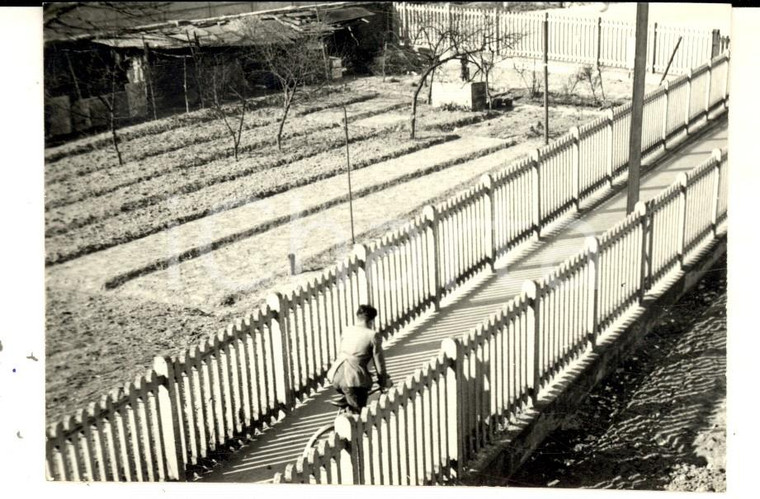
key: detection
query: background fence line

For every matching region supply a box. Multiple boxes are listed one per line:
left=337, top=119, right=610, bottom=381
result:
left=393, top=2, right=726, bottom=75
left=45, top=50, right=730, bottom=482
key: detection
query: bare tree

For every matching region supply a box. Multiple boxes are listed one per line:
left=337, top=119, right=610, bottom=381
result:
left=239, top=18, right=328, bottom=151
left=407, top=15, right=522, bottom=138
left=199, top=51, right=250, bottom=161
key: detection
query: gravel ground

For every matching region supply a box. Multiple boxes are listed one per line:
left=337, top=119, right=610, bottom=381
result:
left=504, top=254, right=728, bottom=491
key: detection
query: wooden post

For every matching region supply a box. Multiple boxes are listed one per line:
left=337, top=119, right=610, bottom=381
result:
left=423, top=205, right=441, bottom=311
left=661, top=79, right=669, bottom=149
left=626, top=2, right=648, bottom=215
left=288, top=253, right=296, bottom=275
left=354, top=243, right=372, bottom=306
left=585, top=237, right=600, bottom=348
left=606, top=108, right=614, bottom=187
left=635, top=201, right=649, bottom=303
left=266, top=293, right=294, bottom=411
left=711, top=29, right=721, bottom=58
left=711, top=149, right=722, bottom=237
left=480, top=174, right=496, bottom=272
left=570, top=126, right=581, bottom=211
left=530, top=149, right=542, bottom=239
left=182, top=56, right=189, bottom=114
left=596, top=16, right=602, bottom=68
left=723, top=50, right=730, bottom=110
left=142, top=36, right=158, bottom=120
left=676, top=172, right=688, bottom=269
left=441, top=338, right=463, bottom=478
left=335, top=413, right=362, bottom=484
left=152, top=357, right=185, bottom=481
left=658, top=36, right=682, bottom=86
left=522, top=280, right=541, bottom=404
left=684, top=69, right=693, bottom=134
left=343, top=106, right=356, bottom=245
left=650, top=22, right=658, bottom=73
left=543, top=12, right=549, bottom=145
left=705, top=60, right=713, bottom=120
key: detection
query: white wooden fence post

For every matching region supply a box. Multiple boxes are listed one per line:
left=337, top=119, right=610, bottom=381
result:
left=723, top=50, right=730, bottom=110
left=585, top=236, right=600, bottom=349
left=711, top=149, right=722, bottom=237
left=266, top=292, right=294, bottom=411
left=530, top=149, right=542, bottom=239
left=522, top=280, right=541, bottom=404
left=481, top=174, right=496, bottom=272
left=423, top=205, right=442, bottom=311
left=676, top=172, right=689, bottom=269
left=605, top=109, right=615, bottom=188
left=152, top=356, right=185, bottom=481
left=353, top=243, right=372, bottom=306
left=334, top=413, right=362, bottom=484
left=705, top=59, right=713, bottom=121
left=635, top=201, right=649, bottom=303
left=440, top=338, right=464, bottom=478
left=571, top=126, right=581, bottom=211
left=661, top=79, right=669, bottom=149
left=684, top=69, right=693, bottom=135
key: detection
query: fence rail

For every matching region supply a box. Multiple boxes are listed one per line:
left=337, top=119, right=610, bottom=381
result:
left=46, top=50, right=730, bottom=482
left=393, top=2, right=726, bottom=76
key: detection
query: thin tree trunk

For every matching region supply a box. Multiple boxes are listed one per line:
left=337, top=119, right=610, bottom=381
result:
left=485, top=69, right=492, bottom=110
left=233, top=98, right=246, bottom=161
left=183, top=56, right=189, bottom=113
left=276, top=87, right=295, bottom=151
left=110, top=111, right=123, bottom=166
left=382, top=40, right=387, bottom=82
left=102, top=68, right=123, bottom=166
left=410, top=77, right=426, bottom=139
left=65, top=50, right=83, bottom=100
left=427, top=66, right=435, bottom=105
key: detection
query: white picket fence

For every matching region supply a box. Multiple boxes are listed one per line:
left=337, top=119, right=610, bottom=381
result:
left=45, top=51, right=729, bottom=482
left=394, top=2, right=726, bottom=75
left=274, top=52, right=729, bottom=484
left=276, top=140, right=729, bottom=487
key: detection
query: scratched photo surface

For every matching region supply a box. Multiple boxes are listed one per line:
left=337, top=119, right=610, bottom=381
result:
left=40, top=1, right=730, bottom=489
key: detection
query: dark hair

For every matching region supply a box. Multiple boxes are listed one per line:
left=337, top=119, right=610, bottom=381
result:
left=356, top=304, right=378, bottom=322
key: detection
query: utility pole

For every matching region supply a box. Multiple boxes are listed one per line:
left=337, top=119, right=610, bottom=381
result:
left=543, top=11, right=549, bottom=145
left=626, top=2, right=649, bottom=214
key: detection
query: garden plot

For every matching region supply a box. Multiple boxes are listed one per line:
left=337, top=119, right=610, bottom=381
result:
left=116, top=103, right=600, bottom=312
left=44, top=95, right=401, bottom=207
left=46, top=107, right=503, bottom=265
left=47, top=134, right=509, bottom=293
left=44, top=84, right=371, bottom=162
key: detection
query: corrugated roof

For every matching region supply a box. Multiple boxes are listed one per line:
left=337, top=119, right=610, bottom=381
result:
left=92, top=17, right=303, bottom=50
left=51, top=4, right=373, bottom=49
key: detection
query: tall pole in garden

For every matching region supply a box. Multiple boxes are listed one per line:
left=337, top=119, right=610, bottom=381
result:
left=626, top=2, right=649, bottom=214
left=343, top=106, right=356, bottom=244
left=543, top=11, right=549, bottom=145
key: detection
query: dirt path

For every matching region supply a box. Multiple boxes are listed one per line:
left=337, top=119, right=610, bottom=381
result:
left=504, top=255, right=727, bottom=491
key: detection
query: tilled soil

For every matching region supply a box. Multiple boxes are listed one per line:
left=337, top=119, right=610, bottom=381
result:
left=504, top=255, right=727, bottom=491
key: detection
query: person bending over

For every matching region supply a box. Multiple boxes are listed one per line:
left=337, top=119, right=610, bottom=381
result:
left=326, top=305, right=393, bottom=413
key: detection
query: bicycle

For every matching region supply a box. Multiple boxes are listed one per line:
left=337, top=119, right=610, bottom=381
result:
left=301, top=380, right=390, bottom=459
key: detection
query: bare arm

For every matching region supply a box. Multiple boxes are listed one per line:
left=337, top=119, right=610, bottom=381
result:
left=372, top=335, right=392, bottom=387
